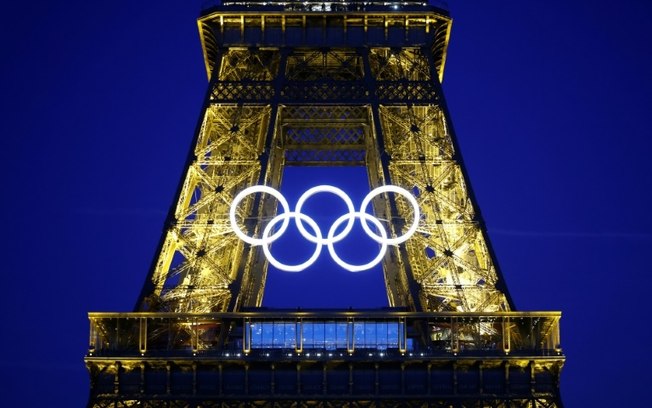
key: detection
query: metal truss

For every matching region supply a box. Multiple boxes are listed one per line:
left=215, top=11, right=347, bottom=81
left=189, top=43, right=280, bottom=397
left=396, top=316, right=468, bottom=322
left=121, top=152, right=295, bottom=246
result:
left=142, top=102, right=274, bottom=312
left=378, top=104, right=509, bottom=312
left=132, top=0, right=513, bottom=322
left=138, top=35, right=511, bottom=314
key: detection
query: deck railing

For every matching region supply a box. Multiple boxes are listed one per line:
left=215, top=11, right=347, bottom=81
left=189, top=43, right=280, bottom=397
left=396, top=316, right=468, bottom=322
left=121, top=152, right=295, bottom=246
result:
left=87, top=310, right=562, bottom=359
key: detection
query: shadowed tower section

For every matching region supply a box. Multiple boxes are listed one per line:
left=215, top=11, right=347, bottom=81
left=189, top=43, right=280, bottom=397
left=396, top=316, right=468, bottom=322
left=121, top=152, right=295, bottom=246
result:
left=85, top=2, right=564, bottom=407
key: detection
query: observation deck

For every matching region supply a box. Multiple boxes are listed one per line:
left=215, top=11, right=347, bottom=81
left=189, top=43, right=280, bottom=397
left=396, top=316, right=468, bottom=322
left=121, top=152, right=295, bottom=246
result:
left=85, top=309, right=563, bottom=401
left=197, top=0, right=452, bottom=81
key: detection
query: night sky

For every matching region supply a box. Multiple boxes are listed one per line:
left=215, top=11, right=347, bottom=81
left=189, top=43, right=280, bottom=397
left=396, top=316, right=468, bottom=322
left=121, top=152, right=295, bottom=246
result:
left=2, top=1, right=651, bottom=406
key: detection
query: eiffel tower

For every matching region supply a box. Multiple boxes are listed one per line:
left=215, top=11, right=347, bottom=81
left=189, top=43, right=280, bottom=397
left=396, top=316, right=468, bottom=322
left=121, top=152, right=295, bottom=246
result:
left=85, top=1, right=564, bottom=406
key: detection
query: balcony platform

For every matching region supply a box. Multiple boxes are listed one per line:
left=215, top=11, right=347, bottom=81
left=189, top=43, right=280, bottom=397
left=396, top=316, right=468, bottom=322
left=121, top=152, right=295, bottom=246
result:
left=85, top=309, right=563, bottom=405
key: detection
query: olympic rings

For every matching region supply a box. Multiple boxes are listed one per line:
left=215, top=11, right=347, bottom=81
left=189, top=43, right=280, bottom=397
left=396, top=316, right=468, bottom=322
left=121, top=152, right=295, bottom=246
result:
left=229, top=184, right=420, bottom=272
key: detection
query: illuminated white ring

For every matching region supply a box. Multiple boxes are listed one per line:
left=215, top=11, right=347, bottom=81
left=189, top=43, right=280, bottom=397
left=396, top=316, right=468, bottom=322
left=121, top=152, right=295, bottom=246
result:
left=262, top=212, right=322, bottom=272
left=294, top=185, right=356, bottom=244
left=229, top=184, right=420, bottom=271
left=230, top=185, right=291, bottom=246
left=359, top=185, right=420, bottom=245
left=327, top=212, right=388, bottom=272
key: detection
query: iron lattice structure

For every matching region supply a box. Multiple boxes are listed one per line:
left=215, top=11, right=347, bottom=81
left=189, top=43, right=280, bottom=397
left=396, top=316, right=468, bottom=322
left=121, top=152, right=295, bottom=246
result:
left=136, top=2, right=511, bottom=316
left=86, top=1, right=564, bottom=406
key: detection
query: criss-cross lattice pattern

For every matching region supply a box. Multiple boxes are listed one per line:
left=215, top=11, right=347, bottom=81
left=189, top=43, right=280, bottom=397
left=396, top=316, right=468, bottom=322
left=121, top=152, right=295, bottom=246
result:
left=281, top=82, right=367, bottom=102
left=139, top=46, right=511, bottom=314
left=286, top=50, right=364, bottom=81
left=145, top=105, right=271, bottom=313
left=378, top=105, right=509, bottom=312
left=283, top=106, right=368, bottom=121
left=210, top=49, right=279, bottom=102
left=369, top=48, right=432, bottom=81
left=220, top=49, right=280, bottom=81
left=211, top=83, right=274, bottom=102
left=285, top=127, right=364, bottom=145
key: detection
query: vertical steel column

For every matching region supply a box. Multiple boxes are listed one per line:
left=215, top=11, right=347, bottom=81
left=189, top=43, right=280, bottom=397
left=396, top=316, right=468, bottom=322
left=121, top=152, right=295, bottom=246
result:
left=138, top=317, right=147, bottom=355
left=134, top=47, right=226, bottom=311
left=229, top=47, right=289, bottom=311
left=421, top=44, right=515, bottom=310
left=361, top=45, right=423, bottom=311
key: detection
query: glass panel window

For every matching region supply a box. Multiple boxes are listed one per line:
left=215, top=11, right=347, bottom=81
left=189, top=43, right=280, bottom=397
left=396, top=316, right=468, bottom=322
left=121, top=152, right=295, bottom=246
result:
left=248, top=319, right=406, bottom=350
left=312, top=322, right=325, bottom=348
left=261, top=322, right=274, bottom=347
left=365, top=321, right=377, bottom=348
left=250, top=322, right=263, bottom=347
left=354, top=322, right=365, bottom=348
left=273, top=322, right=285, bottom=347
left=376, top=321, right=388, bottom=350
left=303, top=322, right=314, bottom=349
left=284, top=323, right=296, bottom=348
left=387, top=322, right=399, bottom=348
left=325, top=322, right=336, bottom=350
left=336, top=322, right=348, bottom=349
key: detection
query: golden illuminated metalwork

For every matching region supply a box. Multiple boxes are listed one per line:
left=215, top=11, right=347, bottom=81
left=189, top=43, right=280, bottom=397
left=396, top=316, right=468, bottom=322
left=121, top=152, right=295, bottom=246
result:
left=136, top=6, right=510, bottom=315
left=86, top=1, right=564, bottom=406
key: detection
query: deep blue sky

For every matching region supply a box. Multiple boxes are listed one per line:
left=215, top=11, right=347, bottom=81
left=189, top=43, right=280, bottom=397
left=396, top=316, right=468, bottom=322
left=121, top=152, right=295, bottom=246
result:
left=1, top=1, right=651, bottom=406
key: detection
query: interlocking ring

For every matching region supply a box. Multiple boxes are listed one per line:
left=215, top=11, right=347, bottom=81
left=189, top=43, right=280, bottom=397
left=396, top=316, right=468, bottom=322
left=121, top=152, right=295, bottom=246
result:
left=294, top=185, right=356, bottom=245
left=262, top=212, right=323, bottom=272
left=230, top=185, right=291, bottom=246
left=327, top=212, right=388, bottom=272
left=360, top=185, right=420, bottom=246
left=229, top=185, right=420, bottom=272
